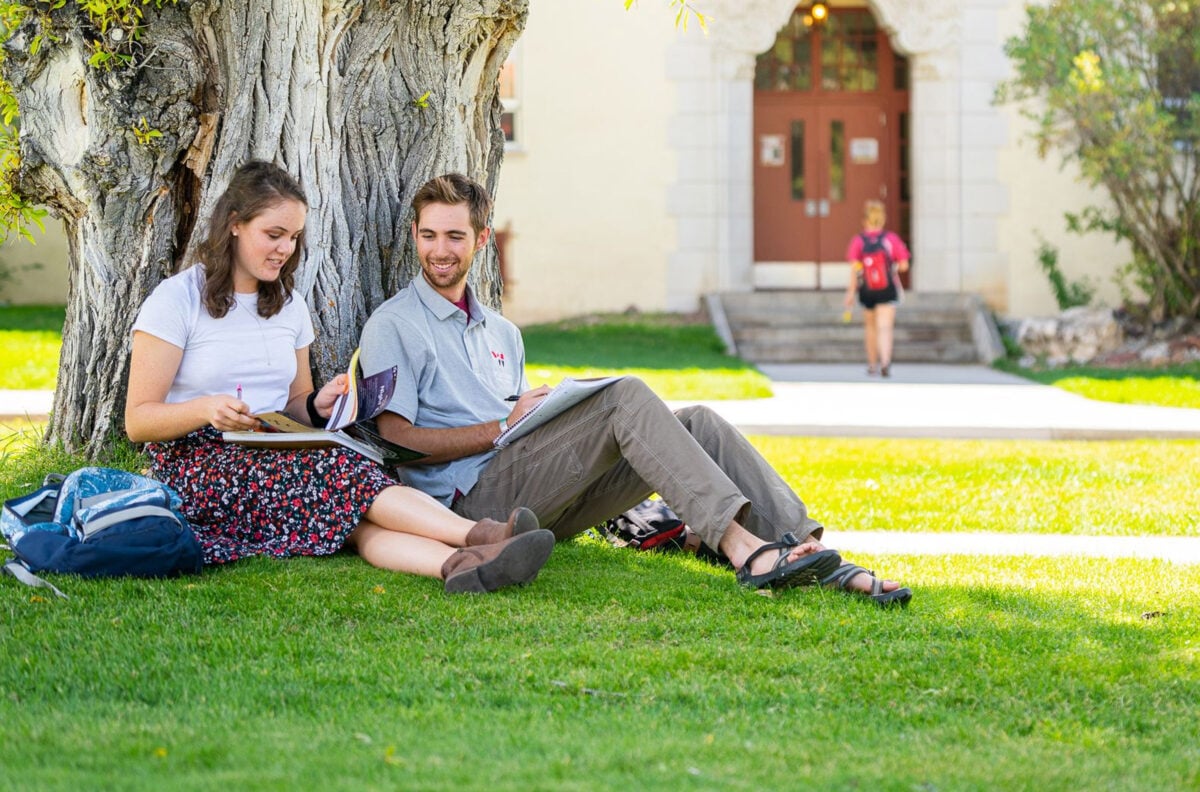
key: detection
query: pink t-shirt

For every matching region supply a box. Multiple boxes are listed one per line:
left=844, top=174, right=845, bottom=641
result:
left=846, top=230, right=910, bottom=264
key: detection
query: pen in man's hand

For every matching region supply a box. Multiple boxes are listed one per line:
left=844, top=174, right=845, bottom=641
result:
left=505, top=395, right=520, bottom=402
left=236, top=384, right=242, bottom=401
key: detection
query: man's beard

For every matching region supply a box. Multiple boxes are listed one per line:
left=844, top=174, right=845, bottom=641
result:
left=423, top=259, right=466, bottom=287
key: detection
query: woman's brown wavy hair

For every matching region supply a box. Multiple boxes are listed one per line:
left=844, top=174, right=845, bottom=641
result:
left=196, top=160, right=308, bottom=319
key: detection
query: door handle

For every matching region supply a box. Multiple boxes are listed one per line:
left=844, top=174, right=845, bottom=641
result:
left=818, top=199, right=830, bottom=217
left=805, top=200, right=817, bottom=217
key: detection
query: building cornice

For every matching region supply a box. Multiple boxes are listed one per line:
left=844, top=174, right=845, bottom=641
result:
left=697, top=0, right=962, bottom=79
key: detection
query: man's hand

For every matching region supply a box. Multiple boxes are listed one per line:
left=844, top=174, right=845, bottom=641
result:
left=507, top=385, right=551, bottom=424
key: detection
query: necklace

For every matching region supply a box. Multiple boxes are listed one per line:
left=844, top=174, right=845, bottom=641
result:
left=233, top=293, right=273, bottom=367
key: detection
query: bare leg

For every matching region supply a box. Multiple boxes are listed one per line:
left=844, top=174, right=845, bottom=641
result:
left=719, top=521, right=822, bottom=576
left=862, top=307, right=879, bottom=371
left=875, top=303, right=897, bottom=369
left=364, top=485, right=477, bottom=546
left=348, top=519, right=455, bottom=577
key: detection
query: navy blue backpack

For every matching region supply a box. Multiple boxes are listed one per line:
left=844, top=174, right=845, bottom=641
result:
left=1, top=467, right=203, bottom=598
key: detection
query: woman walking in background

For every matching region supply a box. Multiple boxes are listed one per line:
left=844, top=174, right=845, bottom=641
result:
left=843, top=200, right=910, bottom=377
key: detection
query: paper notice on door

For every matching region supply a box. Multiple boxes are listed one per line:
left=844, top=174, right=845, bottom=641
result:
left=850, top=137, right=879, bottom=164
left=759, top=134, right=785, bottom=167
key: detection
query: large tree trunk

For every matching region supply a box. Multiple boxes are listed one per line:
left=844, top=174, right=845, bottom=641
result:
left=3, top=0, right=524, bottom=454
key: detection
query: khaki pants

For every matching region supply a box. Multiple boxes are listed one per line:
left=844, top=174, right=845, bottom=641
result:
left=453, top=378, right=823, bottom=550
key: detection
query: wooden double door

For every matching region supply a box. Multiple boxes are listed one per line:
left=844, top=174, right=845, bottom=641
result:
left=754, top=100, right=889, bottom=269
left=751, top=7, right=910, bottom=287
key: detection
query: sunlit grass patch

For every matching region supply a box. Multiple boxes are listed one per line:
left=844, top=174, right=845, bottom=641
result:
left=0, top=329, right=60, bottom=389
left=1050, top=373, right=1200, bottom=409
left=755, top=435, right=1200, bottom=537
left=0, top=419, right=46, bottom=454
left=997, top=359, right=1200, bottom=410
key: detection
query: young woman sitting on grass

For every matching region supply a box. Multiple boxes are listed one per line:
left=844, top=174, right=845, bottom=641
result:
left=124, top=160, right=553, bottom=594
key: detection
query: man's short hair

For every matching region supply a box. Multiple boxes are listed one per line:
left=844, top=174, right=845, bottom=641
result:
left=412, top=173, right=493, bottom=234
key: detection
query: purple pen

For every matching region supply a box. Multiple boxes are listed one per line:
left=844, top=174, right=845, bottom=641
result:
left=236, top=384, right=242, bottom=400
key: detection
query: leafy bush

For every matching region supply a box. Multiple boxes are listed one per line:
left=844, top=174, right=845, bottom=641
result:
left=1036, top=240, right=1095, bottom=309
left=998, top=0, right=1200, bottom=321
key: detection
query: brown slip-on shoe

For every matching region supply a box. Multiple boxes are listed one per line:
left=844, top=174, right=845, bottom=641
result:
left=442, top=528, right=555, bottom=594
left=464, top=506, right=540, bottom=547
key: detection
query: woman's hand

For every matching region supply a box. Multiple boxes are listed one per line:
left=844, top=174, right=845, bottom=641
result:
left=312, top=373, right=349, bottom=419
left=203, top=394, right=260, bottom=432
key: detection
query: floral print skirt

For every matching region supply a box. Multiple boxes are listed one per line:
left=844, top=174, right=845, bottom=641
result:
left=147, top=427, right=397, bottom=565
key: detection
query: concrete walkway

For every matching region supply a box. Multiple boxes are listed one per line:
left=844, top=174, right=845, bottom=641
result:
left=668, top=363, right=1200, bottom=441
left=0, top=389, right=53, bottom=423
left=15, top=363, right=1199, bottom=438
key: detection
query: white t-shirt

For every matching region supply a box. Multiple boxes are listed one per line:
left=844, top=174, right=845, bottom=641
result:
left=131, top=265, right=316, bottom=414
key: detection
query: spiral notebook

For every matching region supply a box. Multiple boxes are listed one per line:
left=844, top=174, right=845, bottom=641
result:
left=494, top=376, right=625, bottom=448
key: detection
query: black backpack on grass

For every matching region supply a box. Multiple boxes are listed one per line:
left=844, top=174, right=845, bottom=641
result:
left=592, top=498, right=726, bottom=564
left=594, top=498, right=690, bottom=551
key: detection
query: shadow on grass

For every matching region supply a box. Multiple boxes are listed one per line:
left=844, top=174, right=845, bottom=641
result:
left=0, top=305, right=65, bottom=332
left=1, top=541, right=1197, bottom=787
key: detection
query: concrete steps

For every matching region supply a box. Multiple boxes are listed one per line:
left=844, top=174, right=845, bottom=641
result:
left=706, top=291, right=1004, bottom=365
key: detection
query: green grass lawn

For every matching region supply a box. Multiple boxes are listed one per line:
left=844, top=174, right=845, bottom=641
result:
left=996, top=359, right=1200, bottom=410
left=2, top=545, right=1197, bottom=790
left=0, top=305, right=64, bottom=390
left=758, top=436, right=1200, bottom=538
left=0, top=419, right=44, bottom=458
left=3, top=309, right=1200, bottom=788
left=3, top=435, right=1196, bottom=540
left=522, top=314, right=772, bottom=400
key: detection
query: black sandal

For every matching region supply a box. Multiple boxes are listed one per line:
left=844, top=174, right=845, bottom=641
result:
left=735, top=532, right=842, bottom=590
left=821, top=563, right=912, bottom=608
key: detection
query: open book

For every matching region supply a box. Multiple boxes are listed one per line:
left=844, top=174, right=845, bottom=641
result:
left=494, top=376, right=625, bottom=448
left=223, top=349, right=425, bottom=466
left=326, top=348, right=393, bottom=432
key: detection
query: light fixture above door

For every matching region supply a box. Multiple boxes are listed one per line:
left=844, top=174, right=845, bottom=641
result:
left=803, top=2, right=829, bottom=28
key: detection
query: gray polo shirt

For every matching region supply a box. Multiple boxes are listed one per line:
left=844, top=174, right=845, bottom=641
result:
left=359, top=274, right=527, bottom=506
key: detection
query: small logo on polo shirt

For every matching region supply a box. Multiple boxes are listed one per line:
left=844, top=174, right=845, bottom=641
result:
left=492, top=350, right=506, bottom=367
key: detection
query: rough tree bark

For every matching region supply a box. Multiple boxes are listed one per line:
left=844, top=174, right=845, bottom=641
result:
left=2, top=0, right=524, bottom=454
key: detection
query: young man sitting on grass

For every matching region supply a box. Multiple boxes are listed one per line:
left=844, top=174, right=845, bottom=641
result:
left=359, top=173, right=910, bottom=606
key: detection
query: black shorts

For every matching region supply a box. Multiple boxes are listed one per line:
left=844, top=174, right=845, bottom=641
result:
left=858, top=285, right=898, bottom=309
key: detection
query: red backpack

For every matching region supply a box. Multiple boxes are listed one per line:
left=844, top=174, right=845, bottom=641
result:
left=858, top=232, right=894, bottom=294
